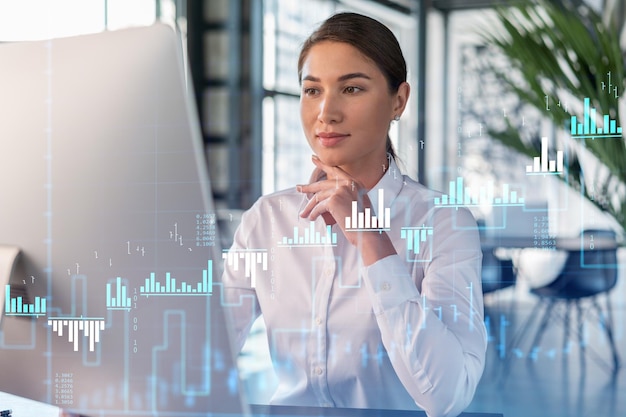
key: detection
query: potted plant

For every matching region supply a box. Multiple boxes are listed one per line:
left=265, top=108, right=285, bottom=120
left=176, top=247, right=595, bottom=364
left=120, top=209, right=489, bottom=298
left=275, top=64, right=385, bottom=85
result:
left=478, top=0, right=626, bottom=237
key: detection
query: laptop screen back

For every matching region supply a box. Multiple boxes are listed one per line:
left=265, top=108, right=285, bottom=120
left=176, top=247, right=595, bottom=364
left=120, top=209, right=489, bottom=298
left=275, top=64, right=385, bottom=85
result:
left=0, top=23, right=247, bottom=416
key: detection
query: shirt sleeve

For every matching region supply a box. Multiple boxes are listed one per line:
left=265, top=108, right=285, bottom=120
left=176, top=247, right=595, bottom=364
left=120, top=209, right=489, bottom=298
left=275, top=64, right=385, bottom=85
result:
left=362, top=207, right=487, bottom=417
left=220, top=206, right=262, bottom=353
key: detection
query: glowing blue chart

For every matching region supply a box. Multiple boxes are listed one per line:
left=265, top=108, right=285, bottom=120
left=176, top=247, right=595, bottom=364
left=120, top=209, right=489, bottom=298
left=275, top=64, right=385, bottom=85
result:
left=4, top=285, right=47, bottom=317
left=106, top=278, right=131, bottom=311
left=571, top=97, right=622, bottom=139
left=400, top=227, right=433, bottom=262
left=48, top=317, right=105, bottom=352
left=434, top=177, right=524, bottom=207
left=139, top=260, right=214, bottom=296
left=345, top=189, right=391, bottom=231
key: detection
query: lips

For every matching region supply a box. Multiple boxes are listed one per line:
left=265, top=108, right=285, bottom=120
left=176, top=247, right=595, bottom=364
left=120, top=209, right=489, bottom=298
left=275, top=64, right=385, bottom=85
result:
left=317, top=131, right=349, bottom=147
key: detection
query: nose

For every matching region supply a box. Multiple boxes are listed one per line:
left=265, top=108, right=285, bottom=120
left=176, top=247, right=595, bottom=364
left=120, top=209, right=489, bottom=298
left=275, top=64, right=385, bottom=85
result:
left=317, top=92, right=342, bottom=124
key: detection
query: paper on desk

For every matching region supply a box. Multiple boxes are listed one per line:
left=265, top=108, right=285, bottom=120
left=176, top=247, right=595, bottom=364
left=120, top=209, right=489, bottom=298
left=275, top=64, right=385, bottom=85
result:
left=0, top=391, right=62, bottom=417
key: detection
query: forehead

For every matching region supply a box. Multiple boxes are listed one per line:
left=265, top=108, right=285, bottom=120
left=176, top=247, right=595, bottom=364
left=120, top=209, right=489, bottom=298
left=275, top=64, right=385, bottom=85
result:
left=300, top=41, right=382, bottom=79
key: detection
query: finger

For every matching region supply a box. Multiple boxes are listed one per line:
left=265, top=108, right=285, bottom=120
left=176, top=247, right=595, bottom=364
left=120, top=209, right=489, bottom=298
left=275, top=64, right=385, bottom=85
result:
left=311, top=155, right=339, bottom=179
left=301, top=192, right=341, bottom=222
left=311, top=157, right=366, bottom=193
left=311, top=155, right=353, bottom=181
left=298, top=177, right=353, bottom=195
left=306, top=197, right=331, bottom=220
left=298, top=187, right=333, bottom=218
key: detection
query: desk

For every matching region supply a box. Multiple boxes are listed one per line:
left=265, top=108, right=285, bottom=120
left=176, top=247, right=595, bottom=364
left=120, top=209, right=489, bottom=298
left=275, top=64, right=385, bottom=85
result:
left=0, top=392, right=503, bottom=417
left=250, top=404, right=503, bottom=417
left=0, top=391, right=59, bottom=417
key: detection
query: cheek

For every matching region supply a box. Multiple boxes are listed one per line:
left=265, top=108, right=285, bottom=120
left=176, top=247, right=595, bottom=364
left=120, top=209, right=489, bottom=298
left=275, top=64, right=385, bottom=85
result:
left=300, top=101, right=314, bottom=128
left=300, top=104, right=316, bottom=146
left=352, top=101, right=391, bottom=133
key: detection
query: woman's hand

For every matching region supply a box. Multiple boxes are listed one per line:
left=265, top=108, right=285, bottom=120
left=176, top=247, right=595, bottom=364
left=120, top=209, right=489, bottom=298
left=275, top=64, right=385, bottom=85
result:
left=297, top=155, right=367, bottom=241
left=297, top=155, right=396, bottom=265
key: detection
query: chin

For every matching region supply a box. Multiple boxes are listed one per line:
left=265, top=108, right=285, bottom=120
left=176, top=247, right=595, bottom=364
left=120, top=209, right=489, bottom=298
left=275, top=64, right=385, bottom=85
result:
left=316, top=154, right=347, bottom=167
left=313, top=150, right=348, bottom=167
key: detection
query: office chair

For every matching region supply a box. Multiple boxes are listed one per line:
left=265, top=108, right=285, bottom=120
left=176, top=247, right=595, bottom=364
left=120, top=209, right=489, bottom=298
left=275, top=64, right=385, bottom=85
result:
left=482, top=249, right=517, bottom=294
left=512, top=229, right=620, bottom=372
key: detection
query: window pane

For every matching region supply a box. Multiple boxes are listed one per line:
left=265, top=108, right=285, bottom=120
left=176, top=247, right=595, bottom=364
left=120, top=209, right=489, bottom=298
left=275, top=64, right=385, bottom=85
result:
left=0, top=0, right=105, bottom=41
left=106, top=0, right=156, bottom=30
left=263, top=0, right=334, bottom=94
left=274, top=95, right=310, bottom=191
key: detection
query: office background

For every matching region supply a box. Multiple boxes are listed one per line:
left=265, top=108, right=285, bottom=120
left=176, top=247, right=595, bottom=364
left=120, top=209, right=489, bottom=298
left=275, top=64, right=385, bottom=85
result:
left=1, top=1, right=625, bottom=417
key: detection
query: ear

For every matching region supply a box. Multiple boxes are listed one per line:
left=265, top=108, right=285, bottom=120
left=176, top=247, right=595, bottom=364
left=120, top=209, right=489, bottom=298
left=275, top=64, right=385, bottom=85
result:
left=391, top=82, right=410, bottom=118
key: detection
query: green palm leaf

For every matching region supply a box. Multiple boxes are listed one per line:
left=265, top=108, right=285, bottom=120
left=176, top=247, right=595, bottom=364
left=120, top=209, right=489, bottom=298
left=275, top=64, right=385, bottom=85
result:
left=478, top=0, right=626, bottom=236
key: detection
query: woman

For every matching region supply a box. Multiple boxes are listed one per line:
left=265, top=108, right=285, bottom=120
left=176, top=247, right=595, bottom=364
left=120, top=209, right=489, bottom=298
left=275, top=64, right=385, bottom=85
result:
left=222, top=12, right=486, bottom=417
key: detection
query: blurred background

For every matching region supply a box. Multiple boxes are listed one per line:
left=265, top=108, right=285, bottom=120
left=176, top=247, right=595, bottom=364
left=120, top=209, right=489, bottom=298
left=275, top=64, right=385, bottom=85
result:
left=1, top=1, right=625, bottom=416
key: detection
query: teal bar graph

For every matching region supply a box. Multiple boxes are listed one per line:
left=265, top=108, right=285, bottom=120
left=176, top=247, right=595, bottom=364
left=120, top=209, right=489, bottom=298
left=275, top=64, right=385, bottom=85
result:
left=571, top=97, right=622, bottom=139
left=400, top=227, right=434, bottom=262
left=401, top=227, right=433, bottom=254
left=106, top=277, right=131, bottom=310
left=4, top=284, right=46, bottom=317
left=139, top=260, right=213, bottom=296
left=434, top=177, right=524, bottom=207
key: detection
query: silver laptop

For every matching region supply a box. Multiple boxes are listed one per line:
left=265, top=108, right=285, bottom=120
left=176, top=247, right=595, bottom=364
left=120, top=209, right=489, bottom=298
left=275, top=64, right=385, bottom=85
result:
left=0, top=23, right=249, bottom=417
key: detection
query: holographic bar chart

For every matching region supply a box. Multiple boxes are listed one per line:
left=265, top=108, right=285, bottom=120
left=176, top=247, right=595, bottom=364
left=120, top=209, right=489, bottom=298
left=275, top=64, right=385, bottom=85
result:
left=139, top=260, right=213, bottom=296
left=48, top=317, right=105, bottom=352
left=400, top=227, right=434, bottom=262
left=4, top=284, right=46, bottom=317
left=345, top=188, right=391, bottom=231
left=434, top=177, right=525, bottom=207
left=278, top=222, right=337, bottom=247
left=571, top=97, right=622, bottom=139
left=526, top=137, right=564, bottom=175
left=222, top=249, right=268, bottom=288
left=106, top=277, right=131, bottom=311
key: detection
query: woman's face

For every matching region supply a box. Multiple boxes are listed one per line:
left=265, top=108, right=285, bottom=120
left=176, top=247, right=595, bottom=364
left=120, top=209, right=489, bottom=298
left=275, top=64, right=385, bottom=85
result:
left=299, top=41, right=407, bottom=177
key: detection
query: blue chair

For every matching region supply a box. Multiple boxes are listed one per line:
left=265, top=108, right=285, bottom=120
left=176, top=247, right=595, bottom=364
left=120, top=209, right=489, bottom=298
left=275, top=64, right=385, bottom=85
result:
left=482, top=249, right=517, bottom=294
left=516, top=230, right=620, bottom=372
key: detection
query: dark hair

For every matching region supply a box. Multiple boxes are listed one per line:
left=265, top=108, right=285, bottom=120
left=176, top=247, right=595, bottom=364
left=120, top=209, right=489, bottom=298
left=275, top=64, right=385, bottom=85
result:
left=297, top=12, right=407, bottom=160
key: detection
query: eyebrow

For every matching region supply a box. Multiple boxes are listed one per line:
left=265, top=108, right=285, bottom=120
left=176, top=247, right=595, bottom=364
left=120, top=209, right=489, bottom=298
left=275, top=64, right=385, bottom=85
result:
left=302, top=72, right=372, bottom=83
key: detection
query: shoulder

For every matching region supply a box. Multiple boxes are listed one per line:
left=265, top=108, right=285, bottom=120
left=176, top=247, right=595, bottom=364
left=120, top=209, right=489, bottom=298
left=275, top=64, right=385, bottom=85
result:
left=399, top=175, right=443, bottom=203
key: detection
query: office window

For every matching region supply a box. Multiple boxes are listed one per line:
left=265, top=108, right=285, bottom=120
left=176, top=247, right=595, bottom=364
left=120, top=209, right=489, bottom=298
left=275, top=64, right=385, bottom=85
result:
left=0, top=0, right=177, bottom=41
left=262, top=0, right=335, bottom=194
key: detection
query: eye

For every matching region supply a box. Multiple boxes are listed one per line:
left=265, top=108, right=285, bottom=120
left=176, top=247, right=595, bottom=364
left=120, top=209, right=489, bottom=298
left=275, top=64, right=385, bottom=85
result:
left=343, top=86, right=363, bottom=94
left=302, top=87, right=319, bottom=96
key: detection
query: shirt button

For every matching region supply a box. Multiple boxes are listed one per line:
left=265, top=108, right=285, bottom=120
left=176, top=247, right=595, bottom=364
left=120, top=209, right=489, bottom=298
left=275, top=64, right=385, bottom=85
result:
left=381, top=282, right=391, bottom=291
left=315, top=367, right=323, bottom=375
left=325, top=268, right=333, bottom=277
left=315, top=317, right=322, bottom=326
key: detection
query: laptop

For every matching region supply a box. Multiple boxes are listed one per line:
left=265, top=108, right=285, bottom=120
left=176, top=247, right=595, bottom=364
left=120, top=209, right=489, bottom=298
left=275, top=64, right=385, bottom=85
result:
left=0, top=23, right=249, bottom=416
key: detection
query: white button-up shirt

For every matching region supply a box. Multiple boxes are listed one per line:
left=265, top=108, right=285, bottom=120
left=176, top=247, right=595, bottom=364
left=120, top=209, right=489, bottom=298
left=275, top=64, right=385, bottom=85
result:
left=222, top=160, right=486, bottom=417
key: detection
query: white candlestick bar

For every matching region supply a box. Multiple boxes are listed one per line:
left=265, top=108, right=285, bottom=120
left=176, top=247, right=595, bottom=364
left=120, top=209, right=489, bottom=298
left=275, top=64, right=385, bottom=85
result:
left=345, top=189, right=391, bottom=230
left=526, top=137, right=564, bottom=173
left=222, top=250, right=268, bottom=288
left=49, top=318, right=105, bottom=352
